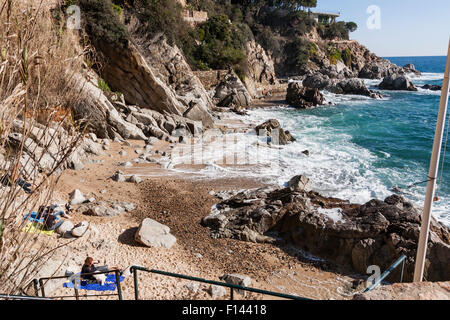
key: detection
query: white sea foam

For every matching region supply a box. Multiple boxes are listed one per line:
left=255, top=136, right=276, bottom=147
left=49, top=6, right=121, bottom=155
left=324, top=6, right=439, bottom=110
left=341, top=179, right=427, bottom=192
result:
left=318, top=208, right=345, bottom=224
left=410, top=72, right=444, bottom=82
left=167, top=87, right=450, bottom=226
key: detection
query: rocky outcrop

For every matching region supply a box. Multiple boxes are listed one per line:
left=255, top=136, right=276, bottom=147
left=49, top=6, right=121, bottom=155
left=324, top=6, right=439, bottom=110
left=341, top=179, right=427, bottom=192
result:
left=244, top=40, right=281, bottom=98
left=255, top=119, right=296, bottom=145
left=353, top=282, right=450, bottom=300
left=131, top=33, right=215, bottom=127
left=303, top=74, right=383, bottom=99
left=72, top=71, right=147, bottom=140
left=73, top=70, right=203, bottom=144
left=6, top=119, right=88, bottom=177
left=215, top=71, right=253, bottom=109
left=92, top=37, right=213, bottom=128
left=193, top=69, right=253, bottom=109
left=286, top=82, right=324, bottom=109
left=202, top=182, right=450, bottom=283
left=402, top=64, right=421, bottom=76
left=379, top=75, right=418, bottom=91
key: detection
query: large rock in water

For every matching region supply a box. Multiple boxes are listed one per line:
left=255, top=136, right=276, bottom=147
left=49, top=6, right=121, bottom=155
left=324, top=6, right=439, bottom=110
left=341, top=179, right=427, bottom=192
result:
left=379, top=74, right=418, bottom=91
left=202, top=183, right=450, bottom=283
left=135, top=218, right=177, bottom=248
left=255, top=119, right=296, bottom=145
left=286, top=82, right=324, bottom=109
left=302, top=74, right=383, bottom=99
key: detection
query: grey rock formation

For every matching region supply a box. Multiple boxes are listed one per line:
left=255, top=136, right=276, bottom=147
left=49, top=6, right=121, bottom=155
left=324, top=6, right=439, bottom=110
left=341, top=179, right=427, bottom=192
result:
left=92, top=28, right=214, bottom=128
left=288, top=175, right=312, bottom=192
left=244, top=40, right=280, bottom=98
left=56, top=221, right=75, bottom=235
left=379, top=75, right=418, bottom=91
left=215, top=71, right=253, bottom=109
left=71, top=221, right=89, bottom=237
left=208, top=285, right=226, bottom=299
left=303, top=74, right=383, bottom=98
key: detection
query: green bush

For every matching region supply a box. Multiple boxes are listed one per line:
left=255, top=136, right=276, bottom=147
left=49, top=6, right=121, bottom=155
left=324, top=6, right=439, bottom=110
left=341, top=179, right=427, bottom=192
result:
left=320, top=21, right=349, bottom=40
left=345, top=22, right=358, bottom=33
left=341, top=48, right=352, bottom=67
left=77, top=0, right=129, bottom=48
left=97, top=78, right=111, bottom=92
left=294, top=39, right=312, bottom=68
left=327, top=45, right=342, bottom=65
left=190, top=15, right=249, bottom=71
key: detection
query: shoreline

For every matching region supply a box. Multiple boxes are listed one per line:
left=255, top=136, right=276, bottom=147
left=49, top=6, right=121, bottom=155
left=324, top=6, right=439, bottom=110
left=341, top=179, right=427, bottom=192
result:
left=48, top=121, right=367, bottom=300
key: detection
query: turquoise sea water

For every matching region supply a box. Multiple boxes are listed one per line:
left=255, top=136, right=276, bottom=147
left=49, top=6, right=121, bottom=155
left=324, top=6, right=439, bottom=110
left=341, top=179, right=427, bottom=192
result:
left=244, top=56, right=449, bottom=225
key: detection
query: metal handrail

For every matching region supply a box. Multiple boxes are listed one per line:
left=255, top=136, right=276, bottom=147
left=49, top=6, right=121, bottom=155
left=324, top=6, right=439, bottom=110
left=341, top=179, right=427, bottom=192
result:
left=35, top=269, right=123, bottom=300
left=130, top=266, right=312, bottom=301
left=0, top=294, right=52, bottom=300
left=364, top=254, right=407, bottom=293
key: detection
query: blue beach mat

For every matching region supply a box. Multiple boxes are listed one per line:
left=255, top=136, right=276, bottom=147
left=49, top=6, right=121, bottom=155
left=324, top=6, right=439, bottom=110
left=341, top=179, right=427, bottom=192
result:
left=24, top=211, right=60, bottom=224
left=64, top=274, right=125, bottom=292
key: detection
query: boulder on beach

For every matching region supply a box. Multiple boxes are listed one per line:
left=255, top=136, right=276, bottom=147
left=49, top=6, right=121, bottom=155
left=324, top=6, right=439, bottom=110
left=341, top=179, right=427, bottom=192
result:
left=71, top=221, right=89, bottom=237
left=69, top=189, right=86, bottom=205
left=255, top=119, right=296, bottom=145
left=135, top=218, right=177, bottom=248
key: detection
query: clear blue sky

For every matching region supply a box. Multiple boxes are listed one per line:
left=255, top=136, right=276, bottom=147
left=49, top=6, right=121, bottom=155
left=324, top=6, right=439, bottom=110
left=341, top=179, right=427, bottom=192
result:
left=315, top=0, right=450, bottom=57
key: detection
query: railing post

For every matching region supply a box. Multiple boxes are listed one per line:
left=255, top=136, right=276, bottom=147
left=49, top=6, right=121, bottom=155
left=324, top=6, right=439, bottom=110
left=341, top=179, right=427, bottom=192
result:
left=74, top=287, right=79, bottom=300
left=364, top=254, right=407, bottom=292
left=39, top=279, right=46, bottom=298
left=400, top=259, right=405, bottom=283
left=115, top=270, right=123, bottom=300
left=230, top=288, right=234, bottom=301
left=133, top=268, right=139, bottom=300
left=33, top=279, right=39, bottom=297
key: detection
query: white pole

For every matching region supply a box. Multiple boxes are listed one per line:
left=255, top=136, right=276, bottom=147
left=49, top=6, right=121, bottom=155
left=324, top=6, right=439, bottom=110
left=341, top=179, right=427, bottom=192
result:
left=414, top=38, right=450, bottom=282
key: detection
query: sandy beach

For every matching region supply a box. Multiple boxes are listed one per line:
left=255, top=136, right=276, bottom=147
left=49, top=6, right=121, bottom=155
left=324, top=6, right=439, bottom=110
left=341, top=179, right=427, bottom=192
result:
left=46, top=117, right=365, bottom=300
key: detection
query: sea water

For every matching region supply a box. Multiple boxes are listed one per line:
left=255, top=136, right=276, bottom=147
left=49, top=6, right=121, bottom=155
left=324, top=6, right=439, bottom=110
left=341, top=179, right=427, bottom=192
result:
left=244, top=56, right=448, bottom=226
left=172, top=56, right=449, bottom=226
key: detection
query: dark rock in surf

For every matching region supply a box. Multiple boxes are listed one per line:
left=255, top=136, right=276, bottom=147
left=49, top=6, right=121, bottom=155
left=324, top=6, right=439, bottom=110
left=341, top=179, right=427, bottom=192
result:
left=286, top=82, right=324, bottom=109
left=255, top=119, right=296, bottom=145
left=379, top=74, right=418, bottom=91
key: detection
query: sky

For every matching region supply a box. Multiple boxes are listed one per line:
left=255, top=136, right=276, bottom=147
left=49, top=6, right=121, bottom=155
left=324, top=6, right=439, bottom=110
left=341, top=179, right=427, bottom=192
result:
left=315, top=0, right=450, bottom=57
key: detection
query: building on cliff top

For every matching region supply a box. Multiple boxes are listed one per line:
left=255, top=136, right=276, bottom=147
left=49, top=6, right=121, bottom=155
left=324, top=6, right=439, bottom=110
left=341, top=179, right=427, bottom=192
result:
left=176, top=0, right=208, bottom=26
left=310, top=11, right=340, bottom=24
left=181, top=10, right=208, bottom=26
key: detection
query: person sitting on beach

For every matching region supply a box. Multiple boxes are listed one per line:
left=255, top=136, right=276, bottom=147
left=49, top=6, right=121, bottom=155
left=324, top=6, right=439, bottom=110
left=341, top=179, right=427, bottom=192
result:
left=81, top=257, right=121, bottom=282
left=41, top=205, right=72, bottom=231
left=0, top=166, right=33, bottom=194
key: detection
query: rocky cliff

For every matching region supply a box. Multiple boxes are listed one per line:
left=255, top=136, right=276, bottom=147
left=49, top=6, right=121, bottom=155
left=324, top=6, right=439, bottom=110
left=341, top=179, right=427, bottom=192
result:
left=244, top=40, right=283, bottom=98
